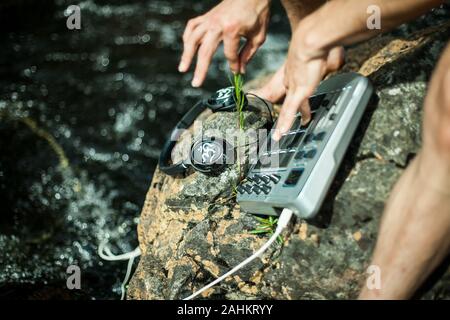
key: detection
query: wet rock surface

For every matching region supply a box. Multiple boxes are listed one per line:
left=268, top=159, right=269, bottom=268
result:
left=128, top=14, right=450, bottom=299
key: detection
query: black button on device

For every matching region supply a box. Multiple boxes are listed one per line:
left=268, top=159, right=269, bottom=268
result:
left=260, top=175, right=271, bottom=184
left=246, top=176, right=254, bottom=183
left=294, top=150, right=305, bottom=160
left=243, top=184, right=253, bottom=194
left=269, top=174, right=281, bottom=183
left=304, top=148, right=317, bottom=159
left=314, top=131, right=326, bottom=141
left=261, top=185, right=271, bottom=194
left=284, top=168, right=304, bottom=186
left=322, top=98, right=330, bottom=108
left=304, top=133, right=313, bottom=143
left=252, top=185, right=262, bottom=195
left=329, top=113, right=337, bottom=121
left=252, top=175, right=262, bottom=184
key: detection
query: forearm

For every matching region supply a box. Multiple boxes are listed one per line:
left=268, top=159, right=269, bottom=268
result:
left=281, top=0, right=325, bottom=30
left=360, top=156, right=450, bottom=299
left=297, top=0, right=444, bottom=57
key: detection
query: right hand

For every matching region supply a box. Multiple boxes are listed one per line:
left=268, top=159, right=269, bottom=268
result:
left=272, top=36, right=345, bottom=141
left=253, top=46, right=345, bottom=104
left=178, top=0, right=271, bottom=87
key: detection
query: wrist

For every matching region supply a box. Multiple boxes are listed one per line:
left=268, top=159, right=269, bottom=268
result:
left=293, top=0, right=344, bottom=59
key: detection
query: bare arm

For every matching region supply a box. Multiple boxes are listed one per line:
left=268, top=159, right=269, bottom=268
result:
left=299, top=0, right=445, bottom=57
left=274, top=0, right=445, bottom=140
left=252, top=0, right=346, bottom=104
left=279, top=0, right=449, bottom=299
left=281, top=0, right=325, bottom=30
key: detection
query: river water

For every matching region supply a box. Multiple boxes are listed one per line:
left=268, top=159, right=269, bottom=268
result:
left=0, top=0, right=289, bottom=299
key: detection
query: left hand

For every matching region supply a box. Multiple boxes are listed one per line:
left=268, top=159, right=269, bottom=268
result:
left=178, top=0, right=271, bottom=87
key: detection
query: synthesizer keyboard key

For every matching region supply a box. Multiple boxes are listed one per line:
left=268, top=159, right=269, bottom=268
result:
left=252, top=185, right=262, bottom=194
left=284, top=168, right=304, bottom=186
left=260, top=175, right=271, bottom=184
left=269, top=174, right=281, bottom=183
left=261, top=185, right=271, bottom=194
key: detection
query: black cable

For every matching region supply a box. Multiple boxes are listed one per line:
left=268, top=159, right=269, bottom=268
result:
left=245, top=92, right=274, bottom=124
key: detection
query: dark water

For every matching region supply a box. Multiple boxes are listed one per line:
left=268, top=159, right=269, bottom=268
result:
left=0, top=0, right=289, bottom=299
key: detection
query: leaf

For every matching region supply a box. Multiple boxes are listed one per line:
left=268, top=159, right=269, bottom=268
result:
left=250, top=228, right=271, bottom=234
left=266, top=216, right=278, bottom=227
left=276, top=235, right=284, bottom=244
left=255, top=224, right=271, bottom=230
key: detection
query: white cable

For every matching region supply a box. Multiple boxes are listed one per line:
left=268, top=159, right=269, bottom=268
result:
left=184, top=208, right=294, bottom=300
left=98, top=241, right=141, bottom=300
left=120, top=253, right=137, bottom=300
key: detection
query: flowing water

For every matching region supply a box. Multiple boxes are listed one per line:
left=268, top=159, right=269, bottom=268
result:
left=0, top=0, right=289, bottom=299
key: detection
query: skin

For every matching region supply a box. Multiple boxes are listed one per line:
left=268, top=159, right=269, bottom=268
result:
left=178, top=0, right=449, bottom=299
left=280, top=0, right=324, bottom=29
left=360, top=43, right=450, bottom=299
left=272, top=0, right=449, bottom=299
left=253, top=0, right=345, bottom=108
left=273, top=0, right=445, bottom=140
left=178, top=0, right=271, bottom=87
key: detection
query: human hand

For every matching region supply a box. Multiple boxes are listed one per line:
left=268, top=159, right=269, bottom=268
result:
left=272, top=30, right=344, bottom=141
left=251, top=62, right=287, bottom=104
left=178, top=0, right=271, bottom=87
